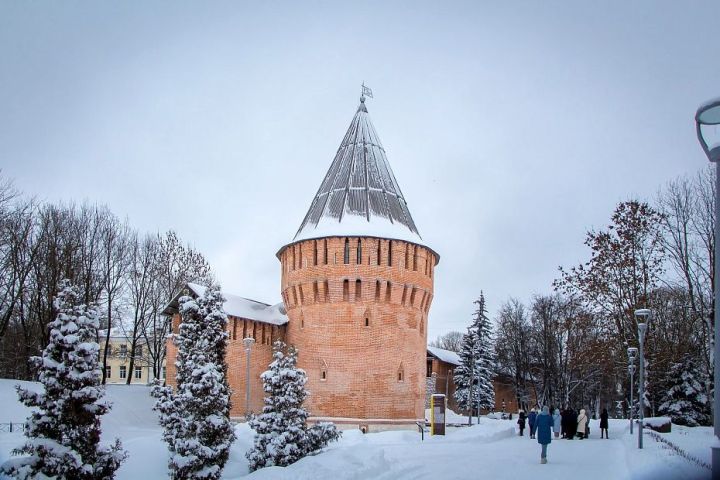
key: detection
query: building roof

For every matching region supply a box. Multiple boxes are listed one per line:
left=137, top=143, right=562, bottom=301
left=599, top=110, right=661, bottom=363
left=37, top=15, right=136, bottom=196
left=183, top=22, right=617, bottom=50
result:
left=291, top=97, right=426, bottom=247
left=161, top=282, right=288, bottom=326
left=427, top=346, right=462, bottom=366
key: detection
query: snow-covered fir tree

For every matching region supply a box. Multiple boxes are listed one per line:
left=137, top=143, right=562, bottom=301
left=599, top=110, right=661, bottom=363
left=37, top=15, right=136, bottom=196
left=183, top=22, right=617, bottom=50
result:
left=152, top=285, right=235, bottom=480
left=246, top=340, right=340, bottom=472
left=0, top=280, right=126, bottom=480
left=658, top=355, right=710, bottom=426
left=454, top=293, right=495, bottom=412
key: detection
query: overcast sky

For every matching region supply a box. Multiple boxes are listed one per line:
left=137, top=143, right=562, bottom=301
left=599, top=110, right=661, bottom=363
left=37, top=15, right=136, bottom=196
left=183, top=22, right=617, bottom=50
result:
left=2, top=1, right=719, bottom=340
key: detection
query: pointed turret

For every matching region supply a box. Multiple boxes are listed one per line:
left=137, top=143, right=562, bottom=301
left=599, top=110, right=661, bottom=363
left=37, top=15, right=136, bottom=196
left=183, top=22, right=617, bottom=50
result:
left=293, top=98, right=423, bottom=245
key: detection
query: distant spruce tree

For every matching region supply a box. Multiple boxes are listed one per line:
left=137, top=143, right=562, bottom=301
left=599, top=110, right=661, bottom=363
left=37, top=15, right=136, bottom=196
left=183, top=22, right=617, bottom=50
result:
left=658, top=355, right=710, bottom=426
left=0, top=280, right=126, bottom=480
left=152, top=285, right=235, bottom=480
left=246, top=340, right=340, bottom=472
left=454, top=293, right=495, bottom=413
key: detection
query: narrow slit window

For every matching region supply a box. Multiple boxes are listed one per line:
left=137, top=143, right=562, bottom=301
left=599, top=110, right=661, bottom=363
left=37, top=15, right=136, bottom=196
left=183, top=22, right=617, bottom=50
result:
left=324, top=280, right=330, bottom=302
left=298, top=244, right=302, bottom=269
left=375, top=280, right=381, bottom=301
left=413, top=246, right=418, bottom=271
left=357, top=239, right=362, bottom=264
left=313, top=241, right=318, bottom=266
left=376, top=240, right=381, bottom=265
left=343, top=280, right=349, bottom=302
left=344, top=238, right=350, bottom=264
left=385, top=281, right=392, bottom=303
left=324, top=239, right=328, bottom=265
left=388, top=241, right=393, bottom=266
left=401, top=285, right=408, bottom=306
left=405, top=244, right=410, bottom=269
left=298, top=285, right=305, bottom=305
left=365, top=317, right=369, bottom=327
left=313, top=281, right=319, bottom=303
left=355, top=279, right=361, bottom=301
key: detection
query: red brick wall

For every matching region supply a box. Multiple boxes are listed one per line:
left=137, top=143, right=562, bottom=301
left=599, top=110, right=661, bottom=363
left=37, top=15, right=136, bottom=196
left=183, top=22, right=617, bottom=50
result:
left=165, top=312, right=286, bottom=418
left=278, top=236, right=436, bottom=423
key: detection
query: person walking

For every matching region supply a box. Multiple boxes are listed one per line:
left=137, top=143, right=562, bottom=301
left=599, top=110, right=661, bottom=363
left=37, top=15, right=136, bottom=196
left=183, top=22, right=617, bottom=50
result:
left=528, top=408, right=538, bottom=439
left=552, top=408, right=561, bottom=438
left=600, top=408, right=609, bottom=439
left=566, top=407, right=576, bottom=440
left=517, top=410, right=526, bottom=436
left=536, top=406, right=554, bottom=464
left=577, top=408, right=588, bottom=439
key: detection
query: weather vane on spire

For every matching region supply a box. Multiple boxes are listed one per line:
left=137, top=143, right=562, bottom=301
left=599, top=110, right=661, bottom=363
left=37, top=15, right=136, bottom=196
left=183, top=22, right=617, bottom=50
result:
left=361, top=82, right=373, bottom=102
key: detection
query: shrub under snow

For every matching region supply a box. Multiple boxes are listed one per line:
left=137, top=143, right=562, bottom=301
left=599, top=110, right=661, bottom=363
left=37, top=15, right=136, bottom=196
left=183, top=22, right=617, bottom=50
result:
left=0, top=280, right=126, bottom=480
left=246, top=340, right=340, bottom=472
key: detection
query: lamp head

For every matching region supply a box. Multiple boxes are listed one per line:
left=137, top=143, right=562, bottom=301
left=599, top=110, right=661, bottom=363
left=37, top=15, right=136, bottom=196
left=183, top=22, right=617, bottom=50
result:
left=627, top=347, right=638, bottom=360
left=696, top=98, right=720, bottom=163
left=242, top=337, right=256, bottom=349
left=634, top=308, right=651, bottom=320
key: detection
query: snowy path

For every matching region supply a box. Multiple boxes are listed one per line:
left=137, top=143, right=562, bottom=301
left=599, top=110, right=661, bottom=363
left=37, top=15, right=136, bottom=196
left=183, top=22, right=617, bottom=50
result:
left=0, top=381, right=712, bottom=479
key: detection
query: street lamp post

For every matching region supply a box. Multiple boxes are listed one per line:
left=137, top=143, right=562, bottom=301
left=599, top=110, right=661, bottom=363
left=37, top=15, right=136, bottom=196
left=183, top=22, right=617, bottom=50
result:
left=695, top=98, right=720, bottom=479
left=634, top=309, right=650, bottom=449
left=243, top=337, right=255, bottom=418
left=627, top=347, right=638, bottom=435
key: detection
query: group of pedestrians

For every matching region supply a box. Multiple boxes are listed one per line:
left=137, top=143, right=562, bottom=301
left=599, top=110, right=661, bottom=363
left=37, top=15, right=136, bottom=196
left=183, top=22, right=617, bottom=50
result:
left=516, top=406, right=611, bottom=464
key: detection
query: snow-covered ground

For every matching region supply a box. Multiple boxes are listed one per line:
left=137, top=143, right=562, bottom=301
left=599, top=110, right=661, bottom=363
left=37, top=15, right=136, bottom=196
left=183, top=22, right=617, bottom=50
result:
left=0, top=379, right=712, bottom=479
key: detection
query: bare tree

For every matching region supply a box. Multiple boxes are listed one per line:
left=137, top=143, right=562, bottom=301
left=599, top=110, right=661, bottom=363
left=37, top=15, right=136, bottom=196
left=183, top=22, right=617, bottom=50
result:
left=430, top=331, right=464, bottom=352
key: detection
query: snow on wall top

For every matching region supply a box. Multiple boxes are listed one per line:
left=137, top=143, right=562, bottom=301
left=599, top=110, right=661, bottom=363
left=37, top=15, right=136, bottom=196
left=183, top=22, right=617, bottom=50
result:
left=427, top=346, right=462, bottom=366
left=162, top=283, right=288, bottom=326
left=292, top=98, right=424, bottom=246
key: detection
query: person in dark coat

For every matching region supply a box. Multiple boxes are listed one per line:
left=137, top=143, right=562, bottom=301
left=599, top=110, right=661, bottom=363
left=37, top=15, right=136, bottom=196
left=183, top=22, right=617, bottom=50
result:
left=600, top=408, right=609, bottom=439
left=566, top=408, right=576, bottom=440
left=536, top=406, right=554, bottom=464
left=528, top=408, right=538, bottom=439
left=517, top=410, right=526, bottom=436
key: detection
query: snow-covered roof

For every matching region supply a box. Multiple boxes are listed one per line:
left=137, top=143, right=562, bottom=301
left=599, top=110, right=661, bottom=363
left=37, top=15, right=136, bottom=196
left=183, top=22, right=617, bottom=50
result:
left=427, top=346, right=462, bottom=366
left=289, top=98, right=429, bottom=250
left=98, top=327, right=130, bottom=340
left=162, top=283, right=288, bottom=326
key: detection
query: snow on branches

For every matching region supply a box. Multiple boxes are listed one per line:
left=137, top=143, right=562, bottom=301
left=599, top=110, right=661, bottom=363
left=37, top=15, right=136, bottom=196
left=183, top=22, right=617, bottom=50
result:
left=454, top=293, right=495, bottom=412
left=0, top=280, right=126, bottom=480
left=246, top=341, right=340, bottom=472
left=152, top=285, right=235, bottom=480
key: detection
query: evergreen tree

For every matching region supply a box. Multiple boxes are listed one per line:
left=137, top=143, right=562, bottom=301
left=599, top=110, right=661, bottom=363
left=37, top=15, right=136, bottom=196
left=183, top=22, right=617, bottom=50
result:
left=246, top=341, right=340, bottom=472
left=658, top=355, right=710, bottom=426
left=0, top=280, right=126, bottom=480
left=454, top=293, right=495, bottom=412
left=152, top=285, right=235, bottom=480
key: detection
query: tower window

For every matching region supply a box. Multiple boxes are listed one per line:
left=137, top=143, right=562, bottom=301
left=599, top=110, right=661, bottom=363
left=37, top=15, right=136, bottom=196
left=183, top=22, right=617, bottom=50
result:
left=375, top=280, right=381, bottom=301
left=344, top=238, right=350, bottom=264
left=324, top=239, right=328, bottom=265
left=385, top=281, right=392, bottom=303
left=365, top=317, right=369, bottom=327
left=357, top=239, right=362, bottom=265
left=324, top=280, right=330, bottom=302
left=313, top=241, right=318, bottom=266
left=343, top=279, right=349, bottom=302
left=413, top=246, right=418, bottom=271
left=298, top=244, right=303, bottom=269
left=405, top=244, right=410, bottom=269
left=376, top=240, right=381, bottom=265
left=321, top=370, right=327, bottom=380
left=313, top=281, right=319, bottom=303
left=388, top=241, right=393, bottom=266
left=410, top=287, right=417, bottom=307
left=355, top=279, right=361, bottom=301
left=298, top=285, right=305, bottom=305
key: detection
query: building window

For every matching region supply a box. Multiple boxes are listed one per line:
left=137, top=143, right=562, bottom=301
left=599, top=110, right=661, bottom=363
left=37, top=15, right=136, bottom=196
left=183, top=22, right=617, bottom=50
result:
left=321, top=370, right=327, bottom=381
left=405, top=244, right=410, bottom=269
left=105, top=366, right=111, bottom=378
left=120, top=366, right=127, bottom=379
left=413, top=246, right=418, bottom=271
left=388, top=241, right=393, bottom=266
left=106, top=344, right=113, bottom=356
left=119, top=344, right=127, bottom=357
left=162, top=366, right=166, bottom=379
left=357, top=239, right=362, bottom=264
left=313, top=240, right=318, bottom=266
left=343, top=280, right=349, bottom=302
left=376, top=240, right=381, bottom=265
left=355, top=279, right=361, bottom=301
left=426, top=360, right=433, bottom=377
left=324, top=239, right=328, bottom=265
left=324, top=280, right=330, bottom=302
left=397, top=363, right=404, bottom=382
left=134, top=366, right=142, bottom=379
left=136, top=345, right=143, bottom=357
left=298, top=244, right=303, bottom=269
left=375, top=280, right=381, bottom=301
left=344, top=238, right=350, bottom=264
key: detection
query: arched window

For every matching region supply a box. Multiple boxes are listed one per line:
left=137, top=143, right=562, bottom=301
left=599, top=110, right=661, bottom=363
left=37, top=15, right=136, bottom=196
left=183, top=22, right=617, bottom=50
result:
left=397, top=363, right=405, bottom=382
left=355, top=279, right=361, bottom=301
left=320, top=359, right=328, bottom=381
left=357, top=239, right=362, bottom=264
left=363, top=309, right=371, bottom=327
left=344, top=238, right=350, bottom=264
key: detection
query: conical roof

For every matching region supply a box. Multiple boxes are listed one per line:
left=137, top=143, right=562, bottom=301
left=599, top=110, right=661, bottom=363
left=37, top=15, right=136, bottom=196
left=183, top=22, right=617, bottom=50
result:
left=293, top=98, right=423, bottom=245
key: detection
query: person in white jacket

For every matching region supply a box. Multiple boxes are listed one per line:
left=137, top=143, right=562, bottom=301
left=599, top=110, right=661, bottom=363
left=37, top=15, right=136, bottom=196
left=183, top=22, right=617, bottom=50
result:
left=576, top=408, right=588, bottom=440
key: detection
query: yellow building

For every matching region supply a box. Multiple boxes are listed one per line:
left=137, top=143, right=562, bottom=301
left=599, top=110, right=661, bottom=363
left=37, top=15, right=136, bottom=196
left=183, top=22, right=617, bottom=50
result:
left=98, top=328, right=164, bottom=384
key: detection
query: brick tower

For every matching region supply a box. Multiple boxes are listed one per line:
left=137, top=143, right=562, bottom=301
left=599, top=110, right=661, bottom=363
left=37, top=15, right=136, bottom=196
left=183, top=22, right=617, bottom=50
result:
left=277, top=95, right=439, bottom=431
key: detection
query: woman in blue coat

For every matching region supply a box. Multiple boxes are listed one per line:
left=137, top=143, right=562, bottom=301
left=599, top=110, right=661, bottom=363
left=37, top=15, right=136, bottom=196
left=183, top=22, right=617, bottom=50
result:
left=527, top=408, right=538, bottom=439
left=552, top=408, right=561, bottom=438
left=536, top=406, right=554, bottom=464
